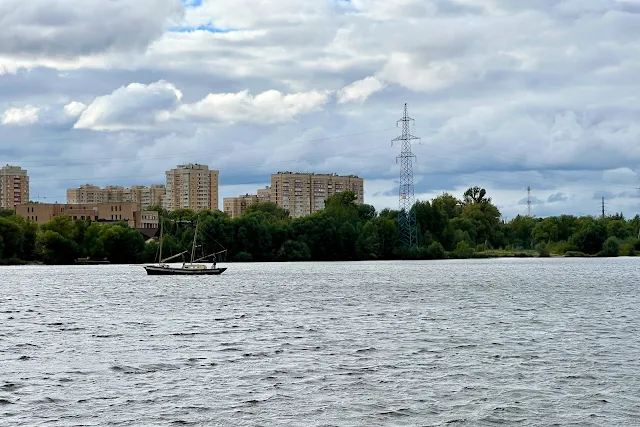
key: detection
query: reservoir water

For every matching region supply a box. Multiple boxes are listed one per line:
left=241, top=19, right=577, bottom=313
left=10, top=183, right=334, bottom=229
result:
left=1, top=258, right=639, bottom=426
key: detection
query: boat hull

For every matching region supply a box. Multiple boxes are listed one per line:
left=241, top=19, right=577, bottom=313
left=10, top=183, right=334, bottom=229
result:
left=144, top=265, right=227, bottom=275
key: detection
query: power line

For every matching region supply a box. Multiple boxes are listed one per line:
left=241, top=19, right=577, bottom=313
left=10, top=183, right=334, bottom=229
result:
left=25, top=145, right=391, bottom=183
left=3, top=127, right=397, bottom=167
left=26, top=155, right=640, bottom=202
left=7, top=127, right=639, bottom=186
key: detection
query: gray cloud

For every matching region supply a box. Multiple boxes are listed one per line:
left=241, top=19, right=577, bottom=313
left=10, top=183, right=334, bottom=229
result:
left=547, top=193, right=568, bottom=203
left=0, top=0, right=182, bottom=57
left=517, top=196, right=544, bottom=206
left=1, top=0, right=640, bottom=216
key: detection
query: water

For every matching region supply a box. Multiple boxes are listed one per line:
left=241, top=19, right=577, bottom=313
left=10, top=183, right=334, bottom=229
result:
left=1, top=258, right=639, bottom=426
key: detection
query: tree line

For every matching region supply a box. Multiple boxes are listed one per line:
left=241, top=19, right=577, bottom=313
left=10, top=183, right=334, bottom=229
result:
left=1, top=187, right=639, bottom=265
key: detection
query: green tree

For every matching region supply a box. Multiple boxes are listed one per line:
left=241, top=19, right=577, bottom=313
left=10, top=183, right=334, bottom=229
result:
left=98, top=225, right=145, bottom=263
left=41, top=216, right=77, bottom=240
left=463, top=186, right=491, bottom=205
left=0, top=217, right=26, bottom=259
left=570, top=217, right=606, bottom=255
left=36, top=230, right=78, bottom=264
left=505, top=215, right=537, bottom=249
left=323, top=191, right=359, bottom=220
left=277, top=240, right=311, bottom=261
left=600, top=236, right=621, bottom=257
left=245, top=202, right=289, bottom=220
left=356, top=221, right=380, bottom=260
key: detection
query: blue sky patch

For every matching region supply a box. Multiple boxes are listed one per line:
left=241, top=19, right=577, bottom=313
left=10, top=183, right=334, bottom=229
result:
left=169, top=22, right=236, bottom=34
left=181, top=0, right=203, bottom=7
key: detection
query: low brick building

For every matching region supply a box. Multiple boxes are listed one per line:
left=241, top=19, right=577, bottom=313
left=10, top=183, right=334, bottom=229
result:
left=16, top=202, right=159, bottom=229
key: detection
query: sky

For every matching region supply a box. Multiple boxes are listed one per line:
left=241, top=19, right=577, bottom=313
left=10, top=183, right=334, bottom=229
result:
left=1, top=0, right=640, bottom=219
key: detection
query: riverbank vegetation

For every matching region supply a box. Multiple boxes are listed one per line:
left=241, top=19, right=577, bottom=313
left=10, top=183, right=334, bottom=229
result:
left=1, top=187, right=639, bottom=264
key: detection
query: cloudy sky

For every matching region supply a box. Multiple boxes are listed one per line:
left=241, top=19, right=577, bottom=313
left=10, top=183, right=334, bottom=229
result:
left=1, top=0, right=640, bottom=218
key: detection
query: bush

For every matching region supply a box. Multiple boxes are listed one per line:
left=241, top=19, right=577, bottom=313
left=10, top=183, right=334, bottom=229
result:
left=550, top=240, right=577, bottom=255
left=426, top=242, right=446, bottom=259
left=599, top=237, right=621, bottom=257
left=0, top=257, right=27, bottom=265
left=475, top=242, right=489, bottom=252
left=471, top=251, right=493, bottom=258
left=620, top=243, right=636, bottom=257
left=514, top=252, right=533, bottom=258
left=451, top=241, right=474, bottom=259
left=564, top=251, right=588, bottom=257
left=233, top=251, right=253, bottom=262
left=536, top=243, right=551, bottom=258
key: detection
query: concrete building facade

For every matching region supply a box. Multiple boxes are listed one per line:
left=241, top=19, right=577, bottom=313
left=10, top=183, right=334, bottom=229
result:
left=0, top=165, right=29, bottom=209
left=271, top=172, right=364, bottom=218
left=223, top=194, right=259, bottom=218
left=257, top=186, right=272, bottom=204
left=163, top=164, right=219, bottom=211
left=16, top=202, right=158, bottom=229
left=67, top=184, right=165, bottom=208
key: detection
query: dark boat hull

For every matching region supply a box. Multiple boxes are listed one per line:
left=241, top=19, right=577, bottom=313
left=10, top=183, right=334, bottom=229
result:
left=144, top=266, right=227, bottom=275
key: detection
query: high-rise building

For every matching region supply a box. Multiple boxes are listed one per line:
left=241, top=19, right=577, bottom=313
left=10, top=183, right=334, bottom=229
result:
left=129, top=185, right=166, bottom=208
left=67, top=184, right=166, bottom=208
left=270, top=172, right=364, bottom=218
left=223, top=194, right=259, bottom=218
left=257, top=186, right=272, bottom=203
left=0, top=165, right=29, bottom=209
left=163, top=163, right=219, bottom=211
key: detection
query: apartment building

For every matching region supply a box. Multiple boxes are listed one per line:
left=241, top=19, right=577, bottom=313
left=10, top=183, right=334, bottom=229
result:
left=16, top=202, right=158, bottom=229
left=223, top=194, right=259, bottom=218
left=0, top=165, right=29, bottom=209
left=129, top=185, right=166, bottom=208
left=67, top=184, right=106, bottom=204
left=271, top=172, right=364, bottom=218
left=163, top=163, right=219, bottom=211
left=67, top=184, right=165, bottom=208
left=257, top=186, right=271, bottom=203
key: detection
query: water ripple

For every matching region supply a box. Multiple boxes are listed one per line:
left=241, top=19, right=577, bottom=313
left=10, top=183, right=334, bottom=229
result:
left=1, top=258, right=639, bottom=426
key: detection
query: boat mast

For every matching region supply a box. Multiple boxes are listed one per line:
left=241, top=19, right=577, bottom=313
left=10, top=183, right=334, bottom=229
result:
left=190, top=218, right=199, bottom=264
left=158, top=215, right=163, bottom=263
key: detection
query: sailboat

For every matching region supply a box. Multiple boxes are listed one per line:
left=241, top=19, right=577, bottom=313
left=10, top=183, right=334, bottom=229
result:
left=144, top=216, right=227, bottom=276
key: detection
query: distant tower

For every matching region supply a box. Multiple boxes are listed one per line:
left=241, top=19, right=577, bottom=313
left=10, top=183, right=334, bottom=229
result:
left=392, top=103, right=420, bottom=248
left=527, top=186, right=532, bottom=217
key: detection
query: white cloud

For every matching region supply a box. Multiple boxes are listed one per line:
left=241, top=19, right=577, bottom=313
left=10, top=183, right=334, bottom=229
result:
left=338, top=76, right=384, bottom=104
left=74, top=81, right=182, bottom=131
left=1, top=105, right=40, bottom=125
left=63, top=102, right=87, bottom=117
left=73, top=82, right=331, bottom=131
left=177, top=89, right=331, bottom=125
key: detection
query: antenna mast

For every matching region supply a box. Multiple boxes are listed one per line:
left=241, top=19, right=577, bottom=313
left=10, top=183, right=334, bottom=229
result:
left=527, top=186, right=532, bottom=217
left=391, top=103, right=420, bottom=248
